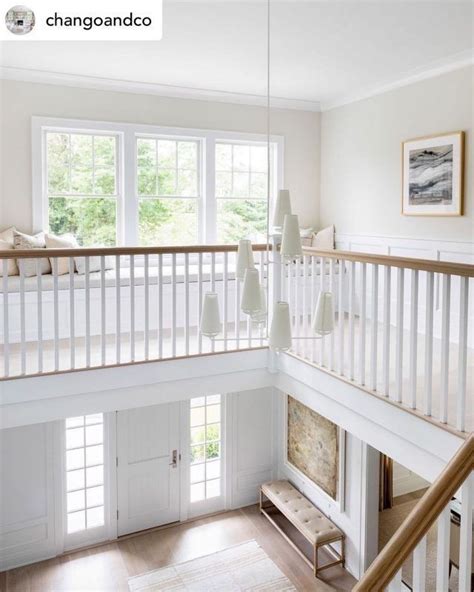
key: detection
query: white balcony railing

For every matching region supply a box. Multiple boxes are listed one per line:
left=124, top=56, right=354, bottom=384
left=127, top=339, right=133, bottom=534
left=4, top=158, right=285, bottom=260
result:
left=277, top=247, right=473, bottom=434
left=0, top=244, right=268, bottom=378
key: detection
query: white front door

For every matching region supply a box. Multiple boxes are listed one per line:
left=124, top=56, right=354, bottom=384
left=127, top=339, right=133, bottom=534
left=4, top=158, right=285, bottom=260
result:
left=116, top=403, right=180, bottom=536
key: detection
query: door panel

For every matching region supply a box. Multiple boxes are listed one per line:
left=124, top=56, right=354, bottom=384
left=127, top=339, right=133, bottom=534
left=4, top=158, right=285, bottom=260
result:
left=117, top=403, right=180, bottom=536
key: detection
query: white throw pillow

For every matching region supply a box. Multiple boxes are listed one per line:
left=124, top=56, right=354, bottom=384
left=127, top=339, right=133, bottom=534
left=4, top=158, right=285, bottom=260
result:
left=0, top=239, right=19, bottom=276
left=74, top=253, right=115, bottom=275
left=0, top=226, right=15, bottom=245
left=311, top=225, right=335, bottom=250
left=13, top=230, right=52, bottom=277
left=45, top=233, right=79, bottom=275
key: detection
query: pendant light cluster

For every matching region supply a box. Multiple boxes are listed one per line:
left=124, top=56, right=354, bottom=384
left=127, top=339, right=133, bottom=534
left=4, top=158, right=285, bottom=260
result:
left=200, top=189, right=334, bottom=350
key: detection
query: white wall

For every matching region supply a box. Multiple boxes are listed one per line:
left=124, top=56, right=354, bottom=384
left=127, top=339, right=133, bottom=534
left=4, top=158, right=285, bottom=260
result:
left=0, top=79, right=320, bottom=233
left=320, top=66, right=473, bottom=242
left=0, top=422, right=56, bottom=571
left=228, top=387, right=276, bottom=509
left=392, top=460, right=430, bottom=498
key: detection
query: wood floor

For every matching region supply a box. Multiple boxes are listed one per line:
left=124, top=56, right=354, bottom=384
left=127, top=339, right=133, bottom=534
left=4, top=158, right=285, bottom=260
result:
left=0, top=505, right=356, bottom=592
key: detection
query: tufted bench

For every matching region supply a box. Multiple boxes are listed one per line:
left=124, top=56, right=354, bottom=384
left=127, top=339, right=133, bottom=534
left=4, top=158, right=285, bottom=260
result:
left=260, top=480, right=345, bottom=578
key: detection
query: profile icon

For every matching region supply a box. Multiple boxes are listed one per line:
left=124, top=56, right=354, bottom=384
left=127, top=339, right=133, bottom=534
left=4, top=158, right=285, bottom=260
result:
left=5, top=5, right=35, bottom=35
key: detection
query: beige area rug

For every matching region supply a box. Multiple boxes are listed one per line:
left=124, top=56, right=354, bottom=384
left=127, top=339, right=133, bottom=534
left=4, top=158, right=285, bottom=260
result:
left=379, top=495, right=459, bottom=591
left=128, top=540, right=297, bottom=591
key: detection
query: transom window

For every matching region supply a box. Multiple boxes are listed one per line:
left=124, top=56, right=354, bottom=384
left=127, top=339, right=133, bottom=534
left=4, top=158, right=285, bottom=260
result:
left=190, top=395, right=222, bottom=503
left=46, top=132, right=118, bottom=246
left=137, top=137, right=200, bottom=246
left=65, top=413, right=105, bottom=534
left=36, top=118, right=283, bottom=247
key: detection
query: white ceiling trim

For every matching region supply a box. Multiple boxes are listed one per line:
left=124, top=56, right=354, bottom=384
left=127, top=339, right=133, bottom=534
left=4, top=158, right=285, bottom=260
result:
left=0, top=66, right=321, bottom=112
left=321, top=49, right=474, bottom=111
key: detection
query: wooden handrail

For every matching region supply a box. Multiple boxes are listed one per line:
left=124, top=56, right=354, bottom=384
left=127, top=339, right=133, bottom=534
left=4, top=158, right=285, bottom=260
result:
left=0, top=243, right=270, bottom=259
left=353, top=434, right=474, bottom=591
left=3, top=243, right=473, bottom=277
left=302, top=247, right=474, bottom=278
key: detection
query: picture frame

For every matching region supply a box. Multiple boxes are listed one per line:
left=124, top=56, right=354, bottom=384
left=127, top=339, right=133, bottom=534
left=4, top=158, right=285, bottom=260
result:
left=402, top=131, right=464, bottom=216
left=283, top=395, right=345, bottom=512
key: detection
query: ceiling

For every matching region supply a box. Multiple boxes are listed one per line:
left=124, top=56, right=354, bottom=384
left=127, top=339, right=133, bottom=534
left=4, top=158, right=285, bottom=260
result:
left=0, top=1, right=472, bottom=110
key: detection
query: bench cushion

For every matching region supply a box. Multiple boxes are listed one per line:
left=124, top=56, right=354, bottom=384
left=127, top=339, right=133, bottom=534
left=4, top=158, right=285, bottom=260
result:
left=261, top=480, right=342, bottom=545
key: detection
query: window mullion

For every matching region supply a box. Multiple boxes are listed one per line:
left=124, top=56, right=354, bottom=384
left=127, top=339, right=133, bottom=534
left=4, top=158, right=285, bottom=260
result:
left=205, top=135, right=216, bottom=244
left=122, top=129, right=137, bottom=246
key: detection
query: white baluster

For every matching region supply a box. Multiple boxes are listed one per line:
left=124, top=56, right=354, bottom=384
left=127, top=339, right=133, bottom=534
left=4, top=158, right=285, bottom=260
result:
left=457, top=276, right=468, bottom=432
left=395, top=268, right=404, bottom=402
left=236, top=268, right=241, bottom=349
left=158, top=254, right=163, bottom=359
left=185, top=252, right=190, bottom=356
left=359, top=262, right=367, bottom=385
left=36, top=259, right=43, bottom=373
left=413, top=535, right=427, bottom=591
left=144, top=253, right=150, bottom=361
left=440, top=274, right=451, bottom=423
left=115, top=255, right=121, bottom=364
left=409, top=269, right=419, bottom=409
left=85, top=256, right=91, bottom=368
left=259, top=250, right=265, bottom=347
left=424, top=271, right=434, bottom=416
left=198, top=252, right=203, bottom=353
left=52, top=257, right=59, bottom=372
left=130, top=254, right=135, bottom=362
left=100, top=255, right=106, bottom=366
left=295, top=258, right=300, bottom=357
left=172, top=253, right=177, bottom=357
left=2, top=260, right=9, bottom=377
left=320, top=257, right=326, bottom=366
left=387, top=569, right=402, bottom=591
left=382, top=266, right=391, bottom=397
left=223, top=252, right=228, bottom=350
left=19, top=260, right=26, bottom=375
left=329, top=258, right=336, bottom=371
left=69, top=257, right=75, bottom=370
left=338, top=259, right=345, bottom=375
left=312, top=256, right=317, bottom=363
left=436, top=507, right=451, bottom=591
left=370, top=264, right=379, bottom=391
left=459, top=473, right=473, bottom=591
left=348, top=260, right=355, bottom=379
left=303, top=255, right=308, bottom=359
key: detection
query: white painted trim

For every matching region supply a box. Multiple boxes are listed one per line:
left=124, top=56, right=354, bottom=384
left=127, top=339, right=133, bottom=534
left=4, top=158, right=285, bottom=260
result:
left=0, top=66, right=321, bottom=112
left=31, top=116, right=284, bottom=246
left=322, top=49, right=474, bottom=111
left=3, top=49, right=472, bottom=114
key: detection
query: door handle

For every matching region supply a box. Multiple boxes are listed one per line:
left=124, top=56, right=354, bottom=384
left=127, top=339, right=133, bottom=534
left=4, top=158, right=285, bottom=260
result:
left=169, top=449, right=178, bottom=468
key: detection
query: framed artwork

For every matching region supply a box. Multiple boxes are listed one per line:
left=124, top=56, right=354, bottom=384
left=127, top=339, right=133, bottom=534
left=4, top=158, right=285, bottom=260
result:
left=402, top=131, right=464, bottom=216
left=285, top=395, right=345, bottom=510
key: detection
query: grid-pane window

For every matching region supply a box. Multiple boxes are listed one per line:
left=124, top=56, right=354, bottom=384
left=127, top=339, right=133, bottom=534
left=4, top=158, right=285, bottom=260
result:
left=137, top=137, right=200, bottom=246
left=190, top=395, right=222, bottom=503
left=65, top=414, right=105, bottom=534
left=215, top=142, right=270, bottom=244
left=46, top=132, right=118, bottom=246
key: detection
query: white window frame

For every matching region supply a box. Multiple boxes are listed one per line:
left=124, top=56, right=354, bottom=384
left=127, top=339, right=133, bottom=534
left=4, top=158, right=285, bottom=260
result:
left=59, top=412, right=114, bottom=552
left=32, top=116, right=284, bottom=246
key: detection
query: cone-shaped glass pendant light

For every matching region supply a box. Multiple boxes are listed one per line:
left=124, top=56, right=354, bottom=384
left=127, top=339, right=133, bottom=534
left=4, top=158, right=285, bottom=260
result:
left=251, top=286, right=267, bottom=325
left=269, top=301, right=292, bottom=351
left=236, top=239, right=256, bottom=281
left=241, top=268, right=262, bottom=314
left=200, top=292, right=221, bottom=337
left=273, top=189, right=292, bottom=229
left=280, top=214, right=302, bottom=261
left=312, top=292, right=335, bottom=337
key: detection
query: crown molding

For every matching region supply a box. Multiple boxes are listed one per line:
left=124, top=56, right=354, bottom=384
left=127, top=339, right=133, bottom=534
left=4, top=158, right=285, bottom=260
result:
left=0, top=66, right=321, bottom=112
left=321, top=49, right=474, bottom=111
